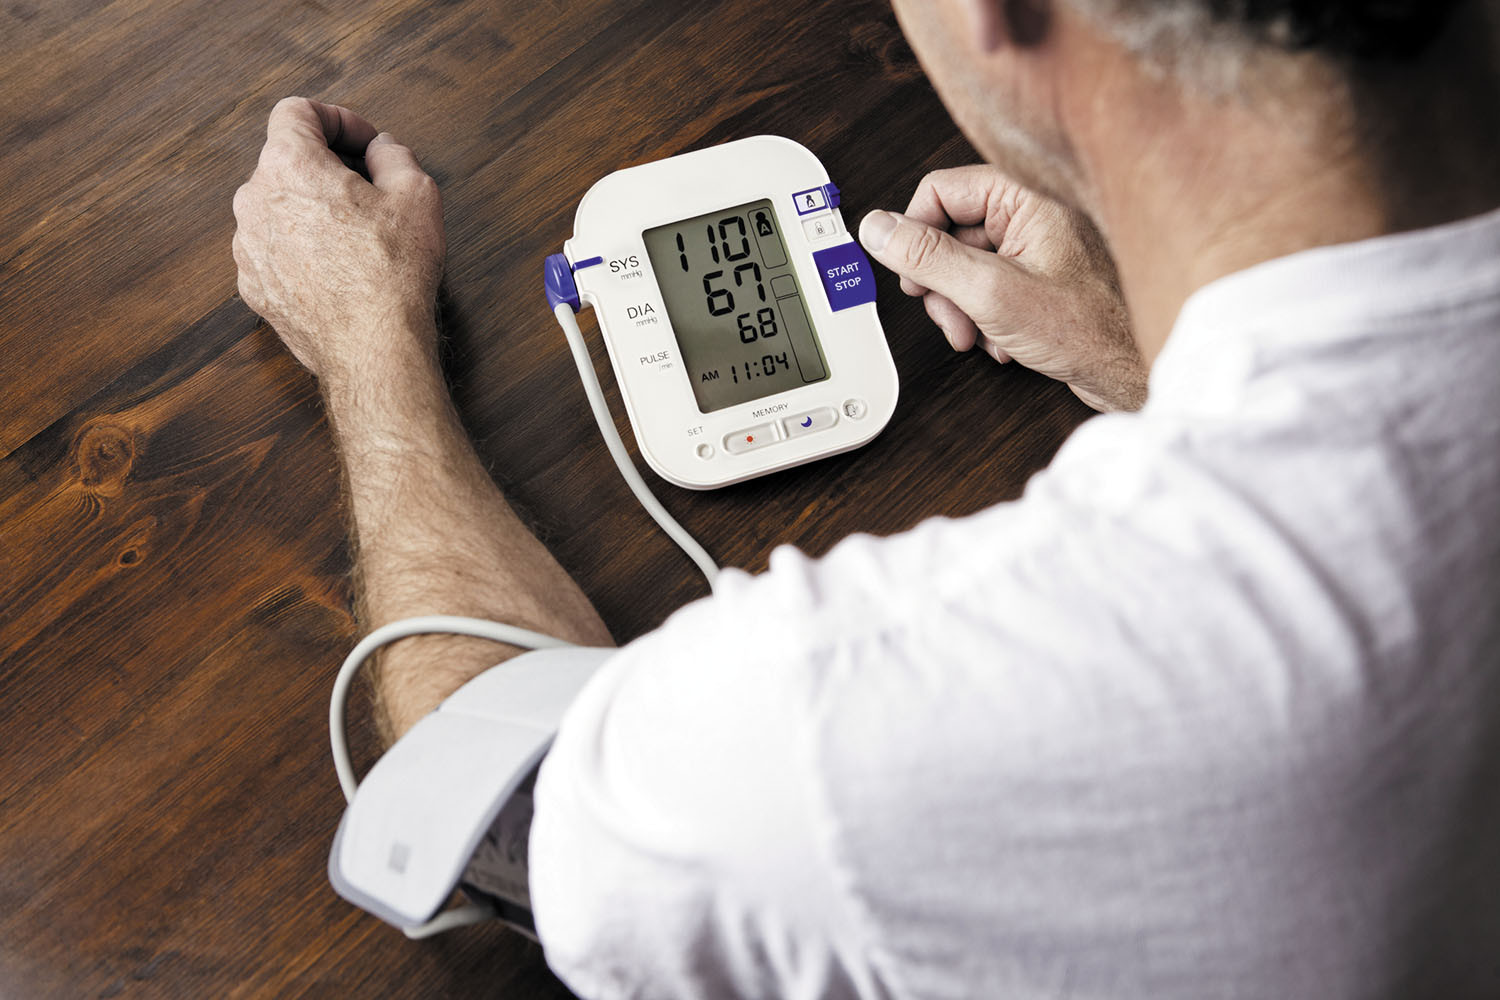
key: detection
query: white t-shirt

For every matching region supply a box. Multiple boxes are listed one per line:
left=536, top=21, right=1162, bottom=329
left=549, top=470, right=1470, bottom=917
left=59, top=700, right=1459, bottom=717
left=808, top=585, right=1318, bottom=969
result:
left=527, top=208, right=1500, bottom=1000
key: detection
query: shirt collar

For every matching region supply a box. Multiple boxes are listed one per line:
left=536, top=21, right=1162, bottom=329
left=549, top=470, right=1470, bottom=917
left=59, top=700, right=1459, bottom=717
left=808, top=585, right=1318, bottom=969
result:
left=1146, top=205, right=1500, bottom=415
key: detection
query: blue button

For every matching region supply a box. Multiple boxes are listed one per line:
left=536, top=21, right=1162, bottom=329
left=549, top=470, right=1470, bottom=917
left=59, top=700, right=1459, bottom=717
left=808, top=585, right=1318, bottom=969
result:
left=811, top=241, right=878, bottom=311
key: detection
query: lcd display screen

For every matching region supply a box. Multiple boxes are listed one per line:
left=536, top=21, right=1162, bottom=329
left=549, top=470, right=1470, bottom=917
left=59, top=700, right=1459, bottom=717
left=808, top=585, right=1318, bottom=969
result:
left=643, top=199, right=829, bottom=413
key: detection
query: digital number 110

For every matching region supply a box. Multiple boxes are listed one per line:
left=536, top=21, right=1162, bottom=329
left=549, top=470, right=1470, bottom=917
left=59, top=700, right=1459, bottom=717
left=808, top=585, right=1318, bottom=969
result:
left=677, top=215, right=767, bottom=321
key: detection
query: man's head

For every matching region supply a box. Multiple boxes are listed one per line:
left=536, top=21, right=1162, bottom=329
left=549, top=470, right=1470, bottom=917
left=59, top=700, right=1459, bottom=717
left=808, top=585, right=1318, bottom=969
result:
left=882, top=0, right=1498, bottom=366
left=890, top=0, right=1482, bottom=210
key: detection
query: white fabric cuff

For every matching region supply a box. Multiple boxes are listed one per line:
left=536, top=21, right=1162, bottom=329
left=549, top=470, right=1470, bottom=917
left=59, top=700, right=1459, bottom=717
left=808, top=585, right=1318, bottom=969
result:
left=328, top=645, right=616, bottom=930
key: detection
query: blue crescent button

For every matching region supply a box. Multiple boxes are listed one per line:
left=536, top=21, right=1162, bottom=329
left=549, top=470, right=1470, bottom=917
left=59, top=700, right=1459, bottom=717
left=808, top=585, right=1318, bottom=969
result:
left=800, top=416, right=813, bottom=427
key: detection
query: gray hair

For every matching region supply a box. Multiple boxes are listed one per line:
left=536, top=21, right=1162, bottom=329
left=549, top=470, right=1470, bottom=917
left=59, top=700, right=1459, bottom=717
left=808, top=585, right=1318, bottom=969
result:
left=1066, top=0, right=1472, bottom=87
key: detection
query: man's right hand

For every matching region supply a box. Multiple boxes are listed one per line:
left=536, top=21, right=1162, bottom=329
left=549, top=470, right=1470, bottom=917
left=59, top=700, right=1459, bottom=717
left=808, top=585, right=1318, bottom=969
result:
left=860, top=165, right=1147, bottom=412
left=232, top=97, right=446, bottom=392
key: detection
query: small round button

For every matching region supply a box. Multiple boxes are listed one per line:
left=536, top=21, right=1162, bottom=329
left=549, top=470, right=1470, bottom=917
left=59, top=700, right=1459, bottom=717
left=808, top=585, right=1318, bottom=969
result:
left=842, top=398, right=867, bottom=419
left=696, top=443, right=715, bottom=459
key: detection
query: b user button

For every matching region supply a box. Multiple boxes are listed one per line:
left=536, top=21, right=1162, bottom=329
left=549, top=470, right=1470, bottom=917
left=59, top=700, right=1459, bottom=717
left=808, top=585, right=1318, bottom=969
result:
left=812, top=241, right=878, bottom=312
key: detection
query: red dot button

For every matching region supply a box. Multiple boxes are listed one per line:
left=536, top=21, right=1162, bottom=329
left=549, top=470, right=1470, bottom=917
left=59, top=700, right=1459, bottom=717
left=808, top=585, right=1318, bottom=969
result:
left=723, top=423, right=777, bottom=455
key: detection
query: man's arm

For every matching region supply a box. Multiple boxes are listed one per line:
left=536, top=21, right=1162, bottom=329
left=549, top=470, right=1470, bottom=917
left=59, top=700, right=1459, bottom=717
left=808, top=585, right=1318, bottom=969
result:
left=232, top=97, right=611, bottom=742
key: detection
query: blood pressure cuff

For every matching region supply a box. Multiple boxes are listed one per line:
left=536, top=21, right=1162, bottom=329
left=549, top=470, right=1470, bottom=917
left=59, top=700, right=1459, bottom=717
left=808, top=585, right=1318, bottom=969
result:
left=327, top=645, right=616, bottom=931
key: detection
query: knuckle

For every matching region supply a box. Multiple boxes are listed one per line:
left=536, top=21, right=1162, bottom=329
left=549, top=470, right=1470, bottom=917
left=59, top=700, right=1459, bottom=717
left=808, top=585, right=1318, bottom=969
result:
left=926, top=166, right=961, bottom=188
left=333, top=168, right=364, bottom=196
left=922, top=166, right=972, bottom=202
left=257, top=141, right=291, bottom=172
left=999, top=180, right=1027, bottom=217
left=920, top=166, right=955, bottom=188
left=273, top=95, right=310, bottom=115
left=908, top=171, right=943, bottom=211
left=408, top=172, right=441, bottom=204
left=259, top=141, right=316, bottom=177
left=905, top=225, right=948, bottom=274
left=236, top=270, right=256, bottom=306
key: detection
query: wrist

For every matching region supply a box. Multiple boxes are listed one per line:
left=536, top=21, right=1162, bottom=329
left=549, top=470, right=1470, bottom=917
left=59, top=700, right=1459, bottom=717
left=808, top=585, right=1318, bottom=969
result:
left=1070, top=356, right=1149, bottom=412
left=318, top=312, right=442, bottom=412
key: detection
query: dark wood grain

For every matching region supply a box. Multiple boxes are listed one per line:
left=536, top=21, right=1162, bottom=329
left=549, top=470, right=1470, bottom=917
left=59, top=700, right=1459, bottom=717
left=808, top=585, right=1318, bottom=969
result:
left=0, top=1, right=1093, bottom=995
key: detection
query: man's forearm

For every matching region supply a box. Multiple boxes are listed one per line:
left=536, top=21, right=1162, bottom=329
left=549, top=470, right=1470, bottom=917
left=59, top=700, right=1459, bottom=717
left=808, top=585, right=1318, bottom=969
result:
left=324, top=317, right=613, bottom=741
left=231, top=99, right=611, bottom=742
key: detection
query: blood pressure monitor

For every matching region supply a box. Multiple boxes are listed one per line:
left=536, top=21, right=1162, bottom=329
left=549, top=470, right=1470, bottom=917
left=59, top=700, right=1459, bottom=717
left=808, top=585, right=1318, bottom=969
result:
left=545, top=136, right=898, bottom=489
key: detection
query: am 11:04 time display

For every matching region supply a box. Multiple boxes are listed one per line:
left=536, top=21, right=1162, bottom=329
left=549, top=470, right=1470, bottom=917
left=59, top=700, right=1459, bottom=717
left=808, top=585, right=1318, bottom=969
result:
left=732, top=353, right=790, bottom=383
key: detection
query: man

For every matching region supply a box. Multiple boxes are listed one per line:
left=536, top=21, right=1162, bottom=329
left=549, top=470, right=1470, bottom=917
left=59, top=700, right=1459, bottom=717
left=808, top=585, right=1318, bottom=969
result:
left=232, top=0, right=1500, bottom=996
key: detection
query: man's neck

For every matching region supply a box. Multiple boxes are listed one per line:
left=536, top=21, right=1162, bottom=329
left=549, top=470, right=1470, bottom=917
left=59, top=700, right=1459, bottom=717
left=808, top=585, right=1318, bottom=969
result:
left=1064, top=20, right=1500, bottom=365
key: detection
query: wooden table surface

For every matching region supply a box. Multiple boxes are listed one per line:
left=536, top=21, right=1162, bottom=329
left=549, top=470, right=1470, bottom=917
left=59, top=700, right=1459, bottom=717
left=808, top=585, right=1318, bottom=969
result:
left=0, top=1, right=1092, bottom=995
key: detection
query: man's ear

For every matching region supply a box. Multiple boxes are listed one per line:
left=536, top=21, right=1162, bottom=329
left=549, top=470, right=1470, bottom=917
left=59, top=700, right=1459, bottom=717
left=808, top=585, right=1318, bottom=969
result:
left=963, top=0, right=1053, bottom=52
left=962, top=0, right=1006, bottom=52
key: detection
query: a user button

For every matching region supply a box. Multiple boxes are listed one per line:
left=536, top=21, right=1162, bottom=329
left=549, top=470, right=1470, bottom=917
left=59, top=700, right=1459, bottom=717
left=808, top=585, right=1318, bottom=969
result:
left=792, top=186, right=829, bottom=216
left=783, top=407, right=838, bottom=439
left=723, top=424, right=778, bottom=455
left=812, top=241, right=879, bottom=311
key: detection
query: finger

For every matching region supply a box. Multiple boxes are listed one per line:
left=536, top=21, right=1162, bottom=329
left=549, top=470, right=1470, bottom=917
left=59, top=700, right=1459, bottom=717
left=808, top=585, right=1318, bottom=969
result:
left=337, top=152, right=372, bottom=179
left=232, top=235, right=260, bottom=306
left=231, top=231, right=259, bottom=288
left=860, top=210, right=1012, bottom=323
left=891, top=220, right=991, bottom=298
left=266, top=96, right=378, bottom=157
left=908, top=164, right=1040, bottom=257
left=363, top=132, right=430, bottom=192
left=953, top=225, right=993, bottom=251
left=231, top=182, right=251, bottom=222
left=899, top=168, right=990, bottom=297
left=904, top=165, right=1006, bottom=232
left=237, top=267, right=255, bottom=306
left=899, top=230, right=992, bottom=298
left=923, top=292, right=979, bottom=352
left=978, top=337, right=1014, bottom=364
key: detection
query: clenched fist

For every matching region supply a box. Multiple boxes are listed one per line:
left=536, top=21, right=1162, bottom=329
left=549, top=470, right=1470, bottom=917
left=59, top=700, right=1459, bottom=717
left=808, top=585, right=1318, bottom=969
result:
left=232, top=97, right=445, bottom=388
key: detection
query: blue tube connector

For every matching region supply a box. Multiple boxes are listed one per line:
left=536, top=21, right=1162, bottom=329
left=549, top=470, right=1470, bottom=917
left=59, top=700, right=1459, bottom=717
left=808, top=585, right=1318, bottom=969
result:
left=544, top=253, right=580, bottom=313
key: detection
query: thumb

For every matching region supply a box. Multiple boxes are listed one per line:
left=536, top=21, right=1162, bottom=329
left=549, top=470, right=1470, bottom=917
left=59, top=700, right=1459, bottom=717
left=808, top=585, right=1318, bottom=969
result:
left=859, top=210, right=998, bottom=318
left=364, top=132, right=428, bottom=191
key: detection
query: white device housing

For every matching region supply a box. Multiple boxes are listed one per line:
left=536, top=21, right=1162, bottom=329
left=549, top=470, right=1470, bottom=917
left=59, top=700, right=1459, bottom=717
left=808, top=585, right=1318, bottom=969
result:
left=564, top=136, right=898, bottom=489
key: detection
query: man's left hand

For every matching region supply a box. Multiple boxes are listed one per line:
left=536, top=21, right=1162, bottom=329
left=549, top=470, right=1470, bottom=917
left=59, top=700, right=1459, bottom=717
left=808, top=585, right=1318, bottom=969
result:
left=232, top=97, right=445, bottom=389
